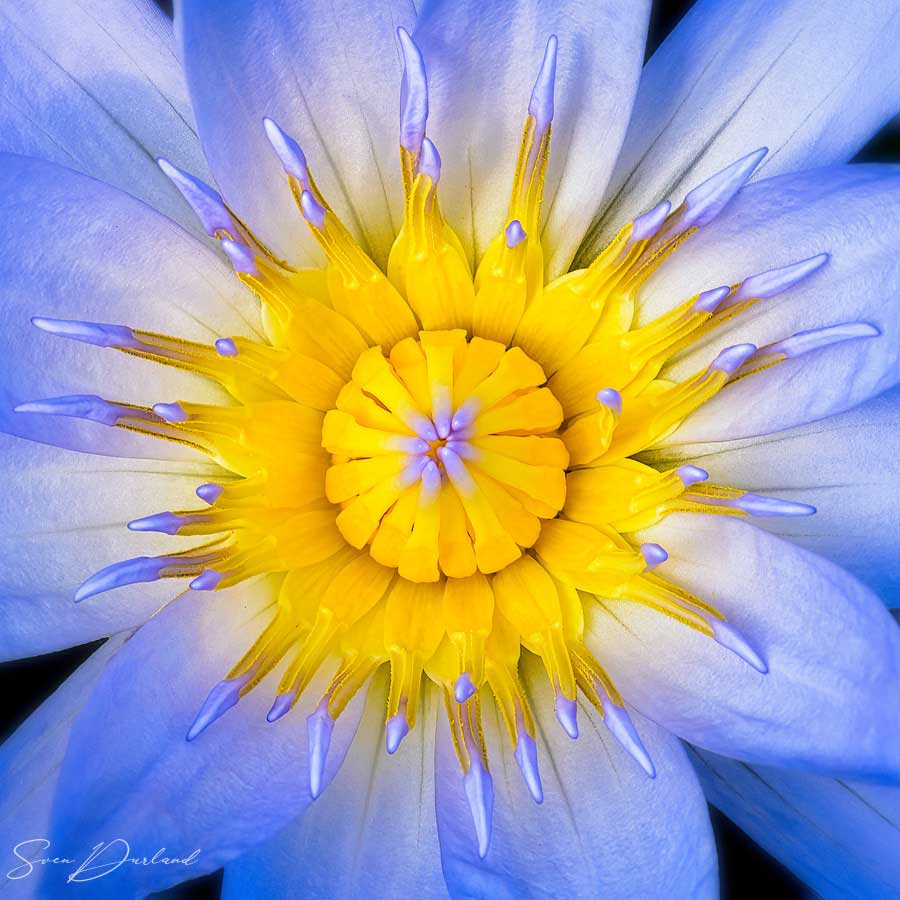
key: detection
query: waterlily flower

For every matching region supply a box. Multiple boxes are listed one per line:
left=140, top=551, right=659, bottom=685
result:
left=2, top=0, right=900, bottom=898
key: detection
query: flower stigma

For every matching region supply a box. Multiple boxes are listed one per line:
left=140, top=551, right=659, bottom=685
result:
left=17, top=28, right=882, bottom=859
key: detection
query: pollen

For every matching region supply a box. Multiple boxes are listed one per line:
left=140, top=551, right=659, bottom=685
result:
left=18, top=26, right=880, bottom=861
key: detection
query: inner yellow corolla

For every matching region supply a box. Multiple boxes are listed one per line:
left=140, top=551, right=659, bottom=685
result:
left=26, top=29, right=866, bottom=858
left=324, top=334, right=567, bottom=580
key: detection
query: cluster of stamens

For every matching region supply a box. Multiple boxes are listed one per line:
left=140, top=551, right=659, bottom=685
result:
left=324, top=335, right=566, bottom=581
left=14, top=26, right=880, bottom=859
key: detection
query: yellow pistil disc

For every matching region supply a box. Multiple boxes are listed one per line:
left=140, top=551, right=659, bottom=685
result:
left=323, top=332, right=568, bottom=582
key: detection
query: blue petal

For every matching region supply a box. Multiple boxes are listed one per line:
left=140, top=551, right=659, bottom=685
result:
left=642, top=385, right=900, bottom=600
left=0, top=0, right=211, bottom=238
left=177, top=0, right=417, bottom=269
left=222, top=674, right=448, bottom=900
left=690, top=745, right=900, bottom=900
left=41, top=579, right=365, bottom=898
left=0, top=635, right=127, bottom=899
left=588, top=515, right=900, bottom=782
left=0, top=431, right=222, bottom=660
left=643, top=165, right=900, bottom=441
left=435, top=658, right=718, bottom=900
left=413, top=0, right=650, bottom=275
left=0, top=154, right=262, bottom=456
left=587, top=0, right=900, bottom=253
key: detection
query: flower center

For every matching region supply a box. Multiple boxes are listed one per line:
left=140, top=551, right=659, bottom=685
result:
left=322, top=333, right=567, bottom=581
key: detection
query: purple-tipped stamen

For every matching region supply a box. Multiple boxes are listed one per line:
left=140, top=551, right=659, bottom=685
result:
left=445, top=439, right=477, bottom=461
left=186, top=668, right=257, bottom=742
left=300, top=191, right=327, bottom=229
left=220, top=238, right=259, bottom=276
left=596, top=388, right=622, bottom=417
left=397, top=27, right=428, bottom=155
left=418, top=137, right=441, bottom=184
left=14, top=395, right=137, bottom=427
left=505, top=220, right=527, bottom=248
left=196, top=483, right=224, bottom=505
left=397, top=456, right=429, bottom=490
left=307, top=699, right=336, bottom=799
left=408, top=412, right=439, bottom=443
left=31, top=316, right=140, bottom=350
left=158, top=158, right=238, bottom=238
left=709, top=619, right=768, bottom=674
left=463, top=754, right=494, bottom=859
left=727, top=253, right=829, bottom=307
left=528, top=35, right=558, bottom=133
left=386, top=709, right=410, bottom=754
left=267, top=691, right=295, bottom=723
left=189, top=569, right=224, bottom=591
left=555, top=694, right=579, bottom=739
left=438, top=446, right=476, bottom=493
left=764, top=322, right=881, bottom=359
left=215, top=337, right=239, bottom=357
left=153, top=402, right=188, bottom=423
left=450, top=399, right=478, bottom=433
left=733, top=493, right=816, bottom=517
left=709, top=343, right=757, bottom=376
left=454, top=672, right=477, bottom=703
left=75, top=556, right=168, bottom=603
left=434, top=409, right=452, bottom=441
left=598, top=697, right=656, bottom=778
left=513, top=731, right=544, bottom=803
left=262, top=117, right=311, bottom=187
left=692, top=285, right=731, bottom=314
left=421, top=459, right=442, bottom=498
left=389, top=436, right=430, bottom=457
left=681, top=148, right=767, bottom=228
left=128, top=511, right=201, bottom=536
left=676, top=465, right=709, bottom=487
left=640, top=543, right=668, bottom=570
left=629, top=200, right=671, bottom=244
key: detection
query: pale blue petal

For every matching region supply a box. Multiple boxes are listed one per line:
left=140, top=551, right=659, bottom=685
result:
left=0, top=432, right=224, bottom=661
left=222, top=675, right=447, bottom=900
left=0, top=635, right=127, bottom=899
left=0, top=154, right=263, bottom=456
left=584, top=0, right=900, bottom=255
left=690, top=745, right=900, bottom=900
left=41, top=580, right=364, bottom=898
left=177, top=0, right=416, bottom=268
left=435, top=658, right=717, bottom=900
left=641, top=165, right=900, bottom=442
left=413, top=0, right=650, bottom=275
left=0, top=0, right=211, bottom=237
left=642, top=386, right=900, bottom=600
left=587, top=515, right=900, bottom=781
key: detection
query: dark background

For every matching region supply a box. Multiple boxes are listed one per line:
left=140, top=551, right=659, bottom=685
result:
left=2, top=1, right=897, bottom=898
